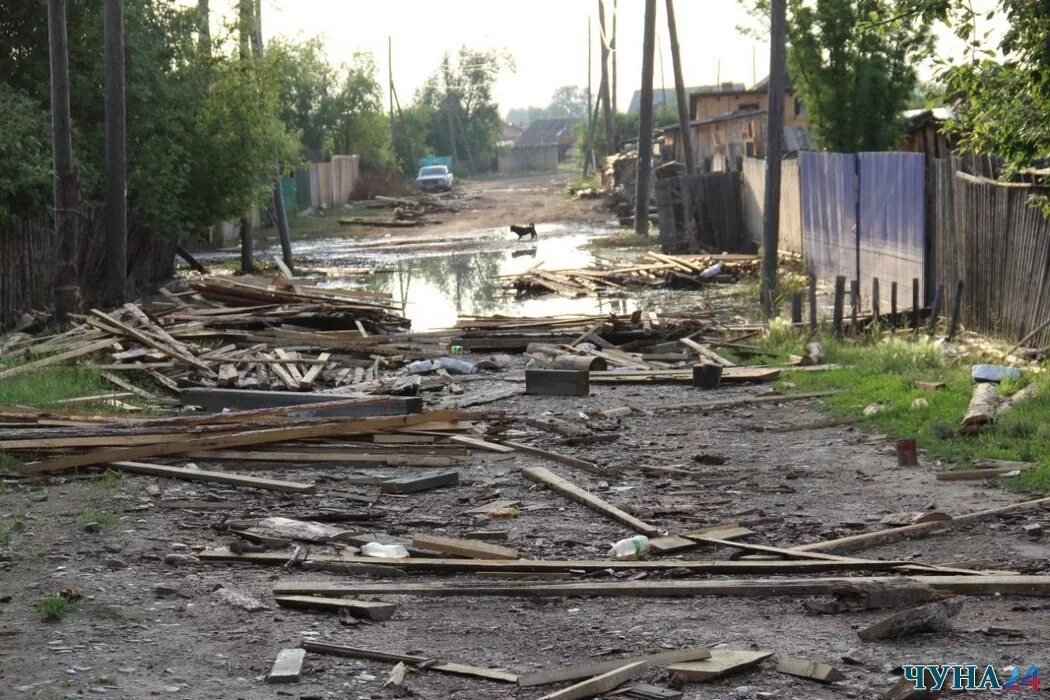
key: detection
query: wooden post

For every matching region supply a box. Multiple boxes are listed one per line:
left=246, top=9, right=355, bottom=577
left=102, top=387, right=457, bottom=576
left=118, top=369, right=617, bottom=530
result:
left=585, top=18, right=594, bottom=176
left=871, top=278, right=880, bottom=323
left=47, top=0, right=81, bottom=327
left=197, top=0, right=210, bottom=56
left=634, top=0, right=657, bottom=235
left=760, top=0, right=787, bottom=317
left=911, top=278, right=920, bottom=332
left=832, top=276, right=845, bottom=337
left=808, top=273, right=817, bottom=331
left=239, top=216, right=255, bottom=273
left=790, top=292, right=802, bottom=324
left=946, top=280, right=964, bottom=341
left=890, top=281, right=898, bottom=329
left=598, top=1, right=616, bottom=157
left=665, top=0, right=694, bottom=175
left=610, top=0, right=618, bottom=114
left=927, top=283, right=944, bottom=336
left=237, top=0, right=256, bottom=274
left=103, top=0, right=127, bottom=306
left=849, top=279, right=859, bottom=334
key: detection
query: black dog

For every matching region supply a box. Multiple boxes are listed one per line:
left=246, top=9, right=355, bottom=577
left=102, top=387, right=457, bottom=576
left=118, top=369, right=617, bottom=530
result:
left=510, top=223, right=537, bottom=240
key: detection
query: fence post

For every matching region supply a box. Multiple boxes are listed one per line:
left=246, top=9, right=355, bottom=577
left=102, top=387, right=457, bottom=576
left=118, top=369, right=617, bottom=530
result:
left=947, top=280, right=964, bottom=341
left=871, top=277, right=880, bottom=324
left=927, top=283, right=944, bottom=336
left=911, top=278, right=920, bottom=332
left=808, top=273, right=817, bottom=332
left=790, top=292, right=803, bottom=324
left=890, top=281, right=898, bottom=329
left=832, top=276, right=846, bottom=337
left=849, top=279, right=859, bottom=334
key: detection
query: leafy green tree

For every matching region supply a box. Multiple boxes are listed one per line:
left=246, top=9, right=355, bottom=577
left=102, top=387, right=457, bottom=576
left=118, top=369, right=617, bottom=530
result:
left=267, top=37, right=338, bottom=150
left=392, top=104, right=436, bottom=175
left=0, top=84, right=53, bottom=222
left=330, top=51, right=389, bottom=167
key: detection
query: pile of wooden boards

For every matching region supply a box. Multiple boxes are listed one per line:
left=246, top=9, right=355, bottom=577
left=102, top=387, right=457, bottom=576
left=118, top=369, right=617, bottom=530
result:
left=340, top=193, right=463, bottom=228
left=505, top=252, right=765, bottom=297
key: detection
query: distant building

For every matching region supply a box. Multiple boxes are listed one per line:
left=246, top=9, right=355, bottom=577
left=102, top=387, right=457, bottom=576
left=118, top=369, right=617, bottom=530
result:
left=626, top=84, right=745, bottom=114
left=515, top=117, right=580, bottom=160
left=901, top=108, right=955, bottom=159
left=501, top=121, right=524, bottom=143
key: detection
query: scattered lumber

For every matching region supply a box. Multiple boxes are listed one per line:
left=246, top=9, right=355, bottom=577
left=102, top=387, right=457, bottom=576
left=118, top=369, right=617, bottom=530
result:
left=411, top=534, right=520, bottom=560
left=536, top=661, right=648, bottom=700
left=498, top=441, right=616, bottom=477
left=300, top=641, right=518, bottom=683
left=107, top=461, right=315, bottom=494
left=267, top=648, right=306, bottom=684
left=649, top=524, right=754, bottom=554
left=180, top=389, right=422, bottom=416
left=776, top=657, right=846, bottom=683
left=526, top=369, right=590, bottom=396
left=857, top=599, right=963, bottom=641
left=521, top=466, right=660, bottom=536
left=653, top=390, right=842, bottom=412
left=935, top=462, right=1035, bottom=481
left=519, top=648, right=710, bottom=687
left=274, top=595, right=397, bottom=621
left=668, top=650, right=773, bottom=683
left=584, top=367, right=780, bottom=385
left=380, top=470, right=460, bottom=494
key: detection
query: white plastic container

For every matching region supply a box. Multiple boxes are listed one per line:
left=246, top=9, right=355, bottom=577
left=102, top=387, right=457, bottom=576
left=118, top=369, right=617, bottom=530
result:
left=361, top=542, right=410, bottom=559
left=607, top=535, right=651, bottom=559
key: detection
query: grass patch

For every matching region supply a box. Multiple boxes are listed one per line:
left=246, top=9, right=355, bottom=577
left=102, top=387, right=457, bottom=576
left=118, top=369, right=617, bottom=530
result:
left=0, top=359, right=111, bottom=410
left=77, top=510, right=119, bottom=529
left=37, top=594, right=77, bottom=622
left=0, top=452, right=22, bottom=474
left=587, top=231, right=659, bottom=250
left=0, top=517, right=26, bottom=546
left=742, top=326, right=1050, bottom=490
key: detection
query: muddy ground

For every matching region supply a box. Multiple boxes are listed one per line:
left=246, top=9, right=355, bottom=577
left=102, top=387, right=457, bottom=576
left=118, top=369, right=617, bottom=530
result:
left=3, top=175, right=1049, bottom=700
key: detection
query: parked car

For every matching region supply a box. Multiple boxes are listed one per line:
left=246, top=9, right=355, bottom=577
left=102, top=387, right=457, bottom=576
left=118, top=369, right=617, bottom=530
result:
left=416, top=165, right=454, bottom=192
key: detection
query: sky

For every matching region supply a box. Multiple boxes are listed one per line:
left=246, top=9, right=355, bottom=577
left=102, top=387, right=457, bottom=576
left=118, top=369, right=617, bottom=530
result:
left=207, top=0, right=1004, bottom=118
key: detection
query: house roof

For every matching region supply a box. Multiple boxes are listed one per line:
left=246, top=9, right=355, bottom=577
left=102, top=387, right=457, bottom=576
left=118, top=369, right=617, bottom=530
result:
left=660, top=109, right=767, bottom=132
left=516, top=118, right=579, bottom=146
left=628, top=85, right=743, bottom=113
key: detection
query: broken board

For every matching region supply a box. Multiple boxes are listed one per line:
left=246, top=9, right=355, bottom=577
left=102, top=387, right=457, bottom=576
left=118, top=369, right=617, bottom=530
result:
left=668, top=650, right=773, bottom=683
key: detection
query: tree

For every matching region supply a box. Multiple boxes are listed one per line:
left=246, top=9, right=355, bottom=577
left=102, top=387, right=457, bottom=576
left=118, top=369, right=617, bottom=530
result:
left=745, top=0, right=934, bottom=152
left=0, top=84, right=52, bottom=222
left=267, top=37, right=338, bottom=151
left=331, top=51, right=390, bottom=167
left=548, top=85, right=588, bottom=119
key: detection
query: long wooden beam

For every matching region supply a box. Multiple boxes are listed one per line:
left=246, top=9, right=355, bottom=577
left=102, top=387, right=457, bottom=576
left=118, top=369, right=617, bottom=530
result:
left=108, top=461, right=315, bottom=493
left=301, top=641, right=518, bottom=683
left=521, top=466, right=660, bottom=536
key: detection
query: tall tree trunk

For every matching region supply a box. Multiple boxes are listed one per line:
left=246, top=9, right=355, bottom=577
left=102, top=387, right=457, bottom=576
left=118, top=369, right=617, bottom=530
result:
left=47, top=0, right=80, bottom=326
left=761, top=0, right=787, bottom=317
left=634, top=0, right=657, bottom=236
left=197, top=0, right=210, bottom=58
left=584, top=19, right=593, bottom=176
left=665, top=0, right=695, bottom=175
left=235, top=0, right=257, bottom=273
left=239, top=216, right=255, bottom=273
left=103, top=0, right=127, bottom=305
left=598, top=0, right=616, bottom=156
left=610, top=0, right=618, bottom=115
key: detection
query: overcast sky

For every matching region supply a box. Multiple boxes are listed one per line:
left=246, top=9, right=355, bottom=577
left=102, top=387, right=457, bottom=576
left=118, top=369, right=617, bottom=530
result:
left=207, top=0, right=1003, bottom=117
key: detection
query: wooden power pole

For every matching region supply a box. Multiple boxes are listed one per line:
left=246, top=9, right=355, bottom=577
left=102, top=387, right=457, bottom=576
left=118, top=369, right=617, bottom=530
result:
left=611, top=0, right=618, bottom=114
left=665, top=0, right=695, bottom=175
left=389, top=36, right=397, bottom=167
left=237, top=0, right=255, bottom=273
left=47, top=0, right=80, bottom=326
left=103, top=0, right=127, bottom=305
left=598, top=0, right=616, bottom=157
left=634, top=0, right=657, bottom=236
left=761, top=0, right=787, bottom=317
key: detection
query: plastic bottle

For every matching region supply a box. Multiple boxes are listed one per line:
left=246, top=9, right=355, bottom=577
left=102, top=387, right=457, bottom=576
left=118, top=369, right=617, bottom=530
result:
left=436, top=357, right=476, bottom=375
left=607, top=535, right=651, bottom=559
left=361, top=542, right=410, bottom=559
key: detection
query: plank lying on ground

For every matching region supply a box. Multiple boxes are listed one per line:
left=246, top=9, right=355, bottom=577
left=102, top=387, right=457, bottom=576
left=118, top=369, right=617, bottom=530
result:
left=793, top=495, right=1050, bottom=554
left=537, top=661, right=647, bottom=700
left=180, top=388, right=422, bottom=416
left=274, top=595, right=397, bottom=621
left=522, top=466, right=660, bottom=536
left=380, top=470, right=459, bottom=494
left=649, top=524, right=753, bottom=554
left=254, top=555, right=928, bottom=575
left=184, top=450, right=460, bottom=467
left=301, top=640, right=518, bottom=683
left=412, top=534, right=521, bottom=560
left=585, top=367, right=780, bottom=384
left=935, top=463, right=1036, bottom=481
left=775, top=657, right=845, bottom=683
left=271, top=575, right=1050, bottom=599
left=669, top=650, right=773, bottom=683
left=499, top=441, right=616, bottom=476
left=19, top=411, right=456, bottom=474
left=450, top=434, right=515, bottom=453
left=267, top=648, right=306, bottom=684
left=653, top=390, right=843, bottom=412
left=519, top=648, right=710, bottom=687
left=0, top=338, right=116, bottom=381
left=108, top=461, right=315, bottom=493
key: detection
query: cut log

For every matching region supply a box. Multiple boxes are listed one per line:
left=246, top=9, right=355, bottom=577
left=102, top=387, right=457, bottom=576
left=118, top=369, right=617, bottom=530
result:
left=961, top=382, right=999, bottom=427
left=668, top=650, right=773, bottom=683
left=536, top=661, right=648, bottom=700
left=521, top=466, right=660, bottom=536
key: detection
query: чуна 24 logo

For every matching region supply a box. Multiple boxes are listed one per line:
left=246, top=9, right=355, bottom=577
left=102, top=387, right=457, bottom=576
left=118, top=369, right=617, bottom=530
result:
left=903, top=664, right=1039, bottom=691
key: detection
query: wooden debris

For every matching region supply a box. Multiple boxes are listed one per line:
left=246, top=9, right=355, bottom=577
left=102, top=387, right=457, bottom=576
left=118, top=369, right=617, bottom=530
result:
left=274, top=595, right=397, bottom=621
left=180, top=389, right=422, bottom=416
left=412, top=534, right=520, bottom=560
left=915, top=380, right=946, bottom=391
left=384, top=662, right=408, bottom=692
left=620, top=683, right=683, bottom=699
left=857, top=599, right=963, bottom=641
left=536, top=661, right=648, bottom=700
left=267, top=648, right=306, bottom=683
left=1024, top=523, right=1043, bottom=539
left=519, top=648, right=710, bottom=687
left=380, top=470, right=460, bottom=494
left=301, top=641, right=518, bottom=683
left=668, top=649, right=773, bottom=683
left=522, top=466, right=660, bottom=536
left=961, top=382, right=999, bottom=428
left=649, top=524, right=753, bottom=554
left=107, top=461, right=315, bottom=494
left=776, top=657, right=846, bottom=683
left=498, top=440, right=616, bottom=477
left=526, top=369, right=590, bottom=396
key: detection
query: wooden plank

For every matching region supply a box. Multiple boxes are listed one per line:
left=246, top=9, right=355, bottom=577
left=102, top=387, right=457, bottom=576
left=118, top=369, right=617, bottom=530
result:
left=775, top=657, right=846, bottom=683
left=298, top=353, right=330, bottom=390
left=0, top=337, right=116, bottom=381
left=654, top=390, right=842, bottom=413
left=537, top=661, right=648, bottom=700
left=267, top=648, right=306, bottom=684
left=499, top=441, right=616, bottom=477
left=649, top=524, right=753, bottom=554
left=519, top=648, right=710, bottom=688
left=450, top=434, right=515, bottom=453
left=184, top=450, right=459, bottom=467
left=87, top=309, right=214, bottom=375
left=269, top=575, right=1050, bottom=600
left=180, top=388, right=423, bottom=416
left=300, top=641, right=518, bottom=683
left=380, top=470, right=459, bottom=494
left=521, top=466, right=660, bottom=536
left=935, top=464, right=1035, bottom=481
left=274, top=595, right=397, bottom=621
left=668, top=650, right=773, bottom=683
left=526, top=369, right=590, bottom=396
left=585, top=367, right=779, bottom=384
left=19, top=411, right=456, bottom=474
left=108, top=461, right=315, bottom=494
left=412, top=534, right=520, bottom=560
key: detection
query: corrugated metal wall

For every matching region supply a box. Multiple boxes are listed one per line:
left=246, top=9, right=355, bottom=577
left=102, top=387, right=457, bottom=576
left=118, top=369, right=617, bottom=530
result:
left=800, top=151, right=858, bottom=283
left=741, top=156, right=803, bottom=254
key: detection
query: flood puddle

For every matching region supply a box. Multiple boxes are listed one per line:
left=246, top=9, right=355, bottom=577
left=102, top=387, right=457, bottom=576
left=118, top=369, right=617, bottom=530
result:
left=195, top=222, right=639, bottom=331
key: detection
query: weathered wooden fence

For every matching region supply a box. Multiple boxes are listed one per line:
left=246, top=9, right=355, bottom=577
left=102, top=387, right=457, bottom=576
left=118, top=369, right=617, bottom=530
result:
left=928, top=159, right=1050, bottom=346
left=0, top=208, right=177, bottom=329
left=655, top=171, right=751, bottom=254
left=498, top=144, right=560, bottom=174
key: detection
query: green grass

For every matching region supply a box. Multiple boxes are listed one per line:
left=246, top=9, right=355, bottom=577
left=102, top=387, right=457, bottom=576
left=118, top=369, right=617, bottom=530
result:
left=77, top=510, right=119, bottom=529
left=587, top=231, right=659, bottom=250
left=0, top=360, right=111, bottom=409
left=37, top=595, right=77, bottom=622
left=0, top=517, right=26, bottom=546
left=739, top=327, right=1050, bottom=490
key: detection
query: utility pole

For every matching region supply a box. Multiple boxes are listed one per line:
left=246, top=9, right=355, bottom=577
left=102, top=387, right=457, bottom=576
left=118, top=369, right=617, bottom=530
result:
left=665, top=0, right=695, bottom=174
left=103, top=0, right=127, bottom=305
left=47, top=0, right=80, bottom=326
left=611, top=0, right=618, bottom=114
left=197, top=0, right=210, bottom=58
left=598, top=0, right=616, bottom=157
left=761, top=0, right=787, bottom=317
left=236, top=0, right=255, bottom=273
left=634, top=0, right=657, bottom=236
left=388, top=36, right=397, bottom=167
left=584, top=18, right=593, bottom=176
